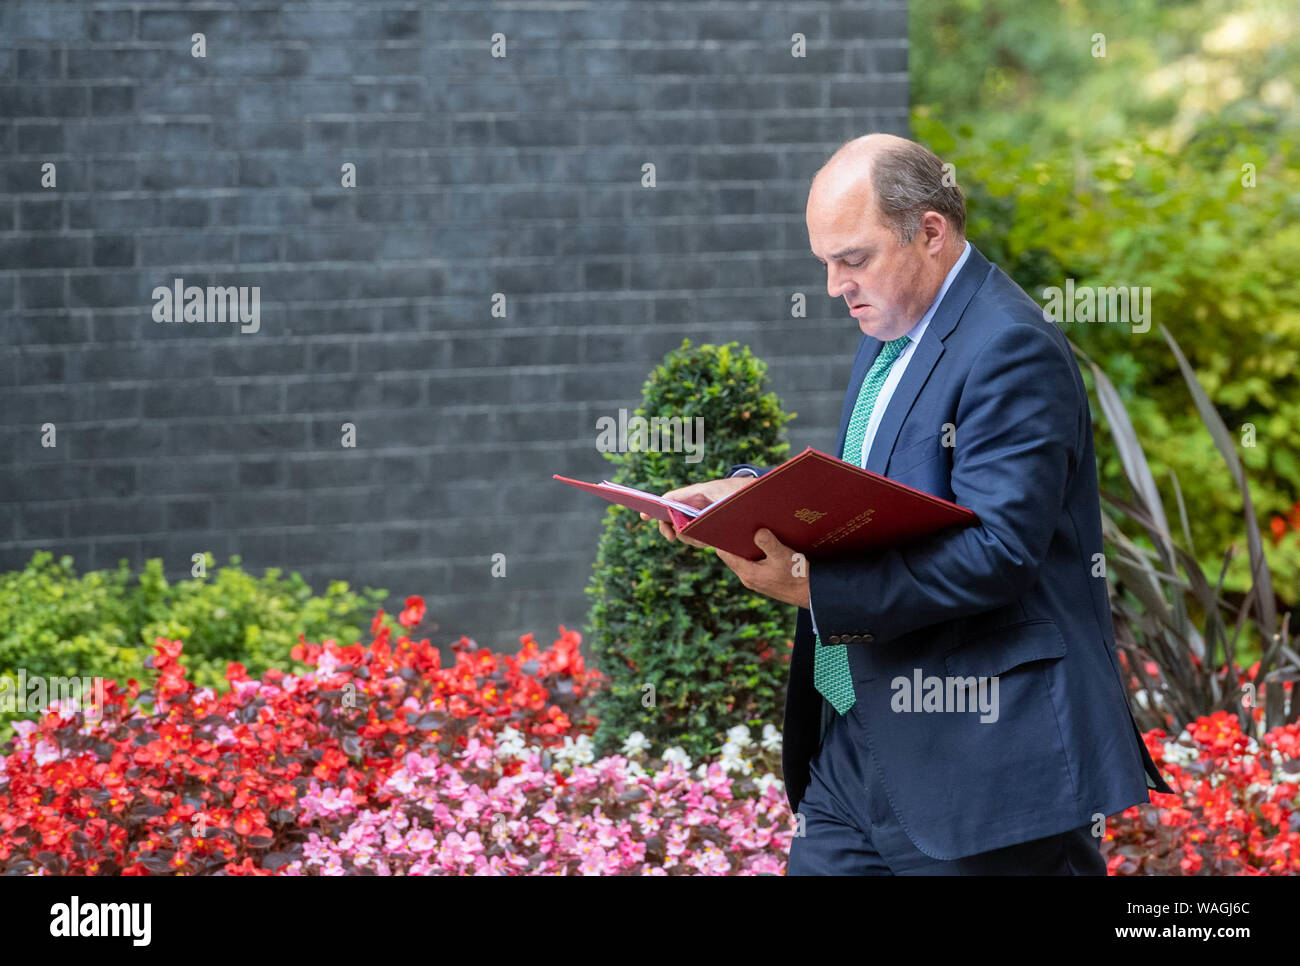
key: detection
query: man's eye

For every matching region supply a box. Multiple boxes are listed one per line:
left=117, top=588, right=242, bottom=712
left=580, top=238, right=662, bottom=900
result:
left=846, top=258, right=867, bottom=268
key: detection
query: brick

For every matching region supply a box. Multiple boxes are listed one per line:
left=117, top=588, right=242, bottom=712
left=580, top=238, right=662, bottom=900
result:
left=17, top=48, right=64, bottom=80
left=0, top=85, right=89, bottom=117
left=19, top=197, right=63, bottom=230
left=90, top=158, right=135, bottom=191
left=4, top=6, right=89, bottom=40
left=90, top=10, right=134, bottom=42
left=91, top=233, right=135, bottom=267
left=0, top=0, right=907, bottom=652
left=138, top=10, right=238, bottom=41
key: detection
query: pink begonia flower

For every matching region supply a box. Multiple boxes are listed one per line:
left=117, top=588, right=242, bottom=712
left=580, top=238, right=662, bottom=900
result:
left=315, top=649, right=340, bottom=676
left=313, top=786, right=356, bottom=815
left=577, top=846, right=606, bottom=875
left=387, top=770, right=416, bottom=795
left=619, top=839, right=647, bottom=864
left=407, top=827, right=437, bottom=853
left=457, top=799, right=484, bottom=823
left=459, top=738, right=494, bottom=767
left=33, top=739, right=63, bottom=766
left=595, top=823, right=619, bottom=848
left=439, top=831, right=483, bottom=867
left=442, top=772, right=470, bottom=800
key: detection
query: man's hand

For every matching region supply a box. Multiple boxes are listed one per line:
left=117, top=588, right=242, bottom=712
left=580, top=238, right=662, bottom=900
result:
left=640, top=477, right=810, bottom=608
left=638, top=476, right=756, bottom=548
left=715, top=529, right=811, bottom=608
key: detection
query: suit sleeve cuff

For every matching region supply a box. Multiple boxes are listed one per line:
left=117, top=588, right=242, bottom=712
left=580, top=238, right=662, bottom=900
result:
left=808, top=554, right=879, bottom=646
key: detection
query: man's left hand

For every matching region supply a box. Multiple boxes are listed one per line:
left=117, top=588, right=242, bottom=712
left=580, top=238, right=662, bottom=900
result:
left=714, top=528, right=811, bottom=609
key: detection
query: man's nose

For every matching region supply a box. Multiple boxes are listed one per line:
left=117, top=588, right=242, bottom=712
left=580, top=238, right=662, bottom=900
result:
left=826, top=264, right=855, bottom=301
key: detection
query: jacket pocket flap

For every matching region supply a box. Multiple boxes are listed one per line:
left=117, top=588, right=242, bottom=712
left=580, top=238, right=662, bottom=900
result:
left=944, top=619, right=1066, bottom=679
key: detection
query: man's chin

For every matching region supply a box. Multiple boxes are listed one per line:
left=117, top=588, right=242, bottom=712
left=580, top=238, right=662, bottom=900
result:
left=857, top=314, right=910, bottom=340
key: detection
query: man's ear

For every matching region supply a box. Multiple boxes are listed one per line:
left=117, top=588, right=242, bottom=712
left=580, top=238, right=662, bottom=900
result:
left=921, top=211, right=948, bottom=254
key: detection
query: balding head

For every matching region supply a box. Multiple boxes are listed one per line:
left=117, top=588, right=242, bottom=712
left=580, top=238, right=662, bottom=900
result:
left=807, top=133, right=967, bottom=340
left=811, top=133, right=966, bottom=245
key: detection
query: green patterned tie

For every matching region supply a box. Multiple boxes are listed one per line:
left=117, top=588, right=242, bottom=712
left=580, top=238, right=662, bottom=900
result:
left=813, top=335, right=911, bottom=714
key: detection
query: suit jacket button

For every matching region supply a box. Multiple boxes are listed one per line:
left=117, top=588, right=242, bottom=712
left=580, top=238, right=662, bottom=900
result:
left=848, top=634, right=861, bottom=643
left=828, top=635, right=841, bottom=644
left=863, top=633, right=874, bottom=643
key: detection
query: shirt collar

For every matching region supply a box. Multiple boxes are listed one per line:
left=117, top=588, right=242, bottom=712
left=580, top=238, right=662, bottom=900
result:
left=902, top=239, right=971, bottom=346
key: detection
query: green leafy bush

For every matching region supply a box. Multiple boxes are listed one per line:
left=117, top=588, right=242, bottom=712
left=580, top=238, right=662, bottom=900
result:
left=914, top=111, right=1300, bottom=609
left=0, top=551, right=391, bottom=742
left=583, top=340, right=796, bottom=761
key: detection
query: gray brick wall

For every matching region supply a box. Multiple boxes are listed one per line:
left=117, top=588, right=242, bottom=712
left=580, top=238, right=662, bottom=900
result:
left=0, top=1, right=908, bottom=650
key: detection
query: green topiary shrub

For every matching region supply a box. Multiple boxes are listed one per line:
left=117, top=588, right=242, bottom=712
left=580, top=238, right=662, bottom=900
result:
left=583, top=339, right=797, bottom=761
left=0, top=551, right=392, bottom=743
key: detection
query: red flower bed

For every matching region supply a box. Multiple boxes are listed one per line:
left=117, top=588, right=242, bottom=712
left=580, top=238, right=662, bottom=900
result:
left=1106, top=710, right=1300, bottom=875
left=0, top=599, right=599, bottom=875
left=4, top=594, right=1300, bottom=874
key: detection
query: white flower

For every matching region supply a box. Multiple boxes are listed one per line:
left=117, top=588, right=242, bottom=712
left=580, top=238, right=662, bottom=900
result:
left=661, top=746, right=692, bottom=771
left=761, top=724, right=782, bottom=751
left=553, top=734, right=595, bottom=766
left=1163, top=742, right=1200, bottom=767
left=726, top=724, right=754, bottom=748
left=492, top=725, right=530, bottom=760
left=754, top=772, right=784, bottom=796
left=719, top=741, right=753, bottom=775
left=625, top=759, right=649, bottom=781
left=621, top=731, right=652, bottom=756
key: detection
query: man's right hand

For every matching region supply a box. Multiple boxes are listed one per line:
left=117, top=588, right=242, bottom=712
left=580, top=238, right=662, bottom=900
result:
left=640, top=476, right=758, bottom=545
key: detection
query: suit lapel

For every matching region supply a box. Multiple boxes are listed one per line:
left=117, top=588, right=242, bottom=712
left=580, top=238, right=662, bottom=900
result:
left=831, top=245, right=992, bottom=472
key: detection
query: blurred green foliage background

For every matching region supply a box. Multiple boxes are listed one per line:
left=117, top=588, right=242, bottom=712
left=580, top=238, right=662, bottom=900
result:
left=911, top=0, right=1300, bottom=608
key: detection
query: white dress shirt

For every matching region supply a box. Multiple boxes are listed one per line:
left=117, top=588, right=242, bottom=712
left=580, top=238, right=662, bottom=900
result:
left=848, top=240, right=971, bottom=469
left=810, top=240, right=972, bottom=637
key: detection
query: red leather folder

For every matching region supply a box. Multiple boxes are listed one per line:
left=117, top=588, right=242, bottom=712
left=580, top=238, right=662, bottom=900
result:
left=554, top=446, right=979, bottom=561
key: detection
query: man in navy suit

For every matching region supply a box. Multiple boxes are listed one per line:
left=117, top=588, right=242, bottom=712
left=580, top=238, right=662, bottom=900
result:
left=649, top=133, right=1172, bottom=874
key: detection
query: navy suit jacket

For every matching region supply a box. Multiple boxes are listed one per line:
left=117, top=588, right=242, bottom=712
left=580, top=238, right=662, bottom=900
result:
left=730, top=243, right=1172, bottom=860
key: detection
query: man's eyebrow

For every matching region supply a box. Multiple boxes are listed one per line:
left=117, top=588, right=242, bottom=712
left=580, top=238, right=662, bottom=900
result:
left=811, top=247, right=869, bottom=261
